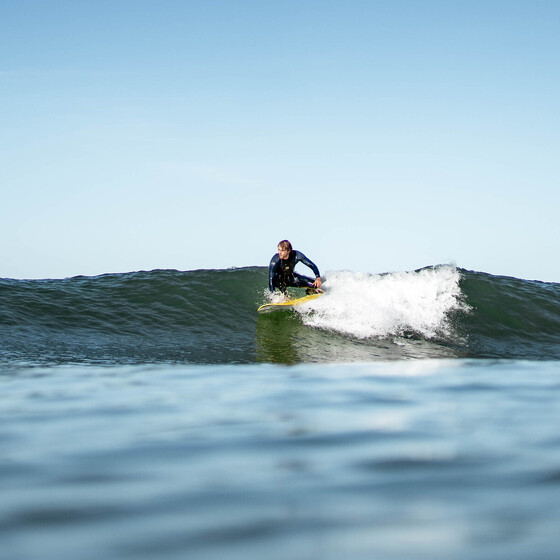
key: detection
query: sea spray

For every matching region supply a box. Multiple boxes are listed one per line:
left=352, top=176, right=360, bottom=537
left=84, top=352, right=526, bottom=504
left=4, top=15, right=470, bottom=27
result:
left=297, top=265, right=468, bottom=339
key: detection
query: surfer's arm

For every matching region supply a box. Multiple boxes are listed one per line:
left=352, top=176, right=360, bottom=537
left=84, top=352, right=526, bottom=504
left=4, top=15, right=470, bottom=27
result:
left=296, top=251, right=321, bottom=282
left=268, top=255, right=279, bottom=292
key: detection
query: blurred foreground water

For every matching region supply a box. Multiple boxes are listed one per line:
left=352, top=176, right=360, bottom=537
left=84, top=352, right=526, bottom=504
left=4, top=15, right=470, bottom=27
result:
left=2, top=359, right=560, bottom=560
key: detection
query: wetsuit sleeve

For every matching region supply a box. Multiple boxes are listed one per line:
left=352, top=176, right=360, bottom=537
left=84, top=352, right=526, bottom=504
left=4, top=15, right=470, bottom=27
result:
left=268, top=254, right=279, bottom=292
left=295, top=251, right=321, bottom=278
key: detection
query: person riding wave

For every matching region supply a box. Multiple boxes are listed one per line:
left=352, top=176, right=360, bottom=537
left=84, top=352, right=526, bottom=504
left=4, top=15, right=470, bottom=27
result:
left=268, top=240, right=323, bottom=295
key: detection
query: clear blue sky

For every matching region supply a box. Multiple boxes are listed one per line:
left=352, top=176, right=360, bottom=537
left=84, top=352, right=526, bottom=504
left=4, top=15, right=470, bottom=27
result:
left=2, top=1, right=559, bottom=281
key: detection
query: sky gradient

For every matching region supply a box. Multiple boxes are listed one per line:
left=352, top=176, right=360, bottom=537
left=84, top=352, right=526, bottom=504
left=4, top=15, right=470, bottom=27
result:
left=2, top=1, right=559, bottom=281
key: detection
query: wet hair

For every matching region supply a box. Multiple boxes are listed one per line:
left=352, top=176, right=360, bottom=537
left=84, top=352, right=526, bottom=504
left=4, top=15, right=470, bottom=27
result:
left=278, top=240, right=292, bottom=251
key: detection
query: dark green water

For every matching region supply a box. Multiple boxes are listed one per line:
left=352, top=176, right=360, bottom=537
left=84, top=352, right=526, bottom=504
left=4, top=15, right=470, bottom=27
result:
left=2, top=265, right=560, bottom=364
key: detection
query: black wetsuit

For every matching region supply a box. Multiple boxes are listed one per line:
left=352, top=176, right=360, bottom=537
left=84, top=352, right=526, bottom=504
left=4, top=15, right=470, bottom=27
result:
left=269, top=250, right=321, bottom=293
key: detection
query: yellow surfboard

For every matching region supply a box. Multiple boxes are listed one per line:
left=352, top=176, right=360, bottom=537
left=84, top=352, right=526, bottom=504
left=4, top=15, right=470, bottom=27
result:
left=257, top=293, right=323, bottom=314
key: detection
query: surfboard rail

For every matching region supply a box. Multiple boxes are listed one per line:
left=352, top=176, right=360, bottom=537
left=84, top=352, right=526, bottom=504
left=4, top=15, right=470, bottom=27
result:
left=257, top=293, right=323, bottom=313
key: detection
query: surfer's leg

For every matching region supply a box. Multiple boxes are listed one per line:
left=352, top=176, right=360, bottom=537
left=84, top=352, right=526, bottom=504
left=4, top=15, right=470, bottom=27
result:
left=292, top=273, right=315, bottom=288
left=271, top=273, right=288, bottom=295
left=292, top=273, right=324, bottom=294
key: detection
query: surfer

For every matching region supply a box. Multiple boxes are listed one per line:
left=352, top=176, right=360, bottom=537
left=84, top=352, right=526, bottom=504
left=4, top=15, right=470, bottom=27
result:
left=269, top=240, right=323, bottom=294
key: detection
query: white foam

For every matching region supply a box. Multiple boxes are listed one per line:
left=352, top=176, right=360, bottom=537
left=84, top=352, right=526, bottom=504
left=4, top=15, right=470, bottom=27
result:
left=263, top=289, right=289, bottom=303
left=297, top=265, right=467, bottom=339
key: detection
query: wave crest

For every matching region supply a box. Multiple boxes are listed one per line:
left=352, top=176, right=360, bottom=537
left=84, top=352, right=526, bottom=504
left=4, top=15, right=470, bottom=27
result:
left=298, top=266, right=468, bottom=339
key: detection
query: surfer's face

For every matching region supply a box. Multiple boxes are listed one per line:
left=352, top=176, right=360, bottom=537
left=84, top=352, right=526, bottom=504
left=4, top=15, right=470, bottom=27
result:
left=278, top=246, right=290, bottom=260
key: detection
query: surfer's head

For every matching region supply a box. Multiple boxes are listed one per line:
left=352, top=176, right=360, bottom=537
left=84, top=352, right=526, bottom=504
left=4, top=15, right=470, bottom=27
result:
left=277, top=240, right=292, bottom=260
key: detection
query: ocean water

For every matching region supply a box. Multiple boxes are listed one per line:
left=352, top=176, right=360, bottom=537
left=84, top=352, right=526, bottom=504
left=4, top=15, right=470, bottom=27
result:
left=2, top=266, right=560, bottom=559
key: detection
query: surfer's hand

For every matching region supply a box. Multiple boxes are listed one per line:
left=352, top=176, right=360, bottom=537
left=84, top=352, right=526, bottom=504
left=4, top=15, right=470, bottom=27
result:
left=313, top=277, right=322, bottom=289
